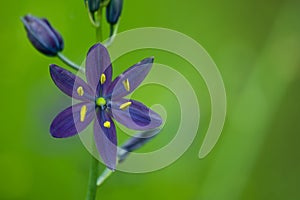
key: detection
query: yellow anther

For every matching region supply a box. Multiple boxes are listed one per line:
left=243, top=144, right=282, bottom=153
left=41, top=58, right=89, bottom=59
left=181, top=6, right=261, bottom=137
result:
left=122, top=79, right=130, bottom=92
left=80, top=105, right=87, bottom=122
left=119, top=101, right=132, bottom=110
left=103, top=121, right=111, bottom=128
left=100, top=73, right=106, bottom=84
left=77, top=86, right=84, bottom=96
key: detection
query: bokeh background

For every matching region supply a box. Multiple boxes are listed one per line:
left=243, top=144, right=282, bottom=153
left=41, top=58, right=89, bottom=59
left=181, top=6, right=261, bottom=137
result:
left=1, top=0, right=300, bottom=199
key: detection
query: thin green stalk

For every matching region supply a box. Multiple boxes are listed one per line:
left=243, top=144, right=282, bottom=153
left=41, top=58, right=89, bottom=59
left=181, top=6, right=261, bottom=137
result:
left=86, top=155, right=99, bottom=200
left=57, top=52, right=84, bottom=72
left=95, top=8, right=103, bottom=42
left=96, top=25, right=103, bottom=43
left=105, top=23, right=119, bottom=47
left=101, top=0, right=111, bottom=7
left=97, top=168, right=114, bottom=187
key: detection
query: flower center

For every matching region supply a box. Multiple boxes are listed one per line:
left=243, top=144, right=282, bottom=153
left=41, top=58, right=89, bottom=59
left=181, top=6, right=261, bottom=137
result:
left=96, top=97, right=106, bottom=106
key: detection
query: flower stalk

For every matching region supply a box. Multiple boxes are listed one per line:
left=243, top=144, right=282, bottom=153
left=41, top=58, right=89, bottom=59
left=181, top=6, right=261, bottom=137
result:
left=95, top=8, right=104, bottom=42
left=86, top=155, right=99, bottom=200
left=105, top=23, right=119, bottom=47
left=97, top=168, right=113, bottom=186
left=57, top=52, right=84, bottom=72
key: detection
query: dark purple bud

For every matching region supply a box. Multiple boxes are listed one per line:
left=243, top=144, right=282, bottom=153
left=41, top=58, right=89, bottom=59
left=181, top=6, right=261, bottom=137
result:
left=85, top=0, right=101, bottom=14
left=118, top=128, right=161, bottom=163
left=106, top=0, right=123, bottom=25
left=21, top=14, right=64, bottom=56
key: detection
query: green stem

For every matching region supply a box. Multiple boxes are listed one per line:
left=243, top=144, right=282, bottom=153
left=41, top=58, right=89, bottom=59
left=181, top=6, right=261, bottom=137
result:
left=105, top=23, right=119, bottom=47
left=95, top=9, right=103, bottom=42
left=97, top=168, right=114, bottom=187
left=85, top=155, right=99, bottom=200
left=57, top=52, right=84, bottom=72
left=100, top=0, right=111, bottom=7
left=96, top=25, right=103, bottom=43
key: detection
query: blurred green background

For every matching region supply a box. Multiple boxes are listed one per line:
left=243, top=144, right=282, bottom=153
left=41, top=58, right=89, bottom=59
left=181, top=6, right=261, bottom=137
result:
left=1, top=0, right=300, bottom=199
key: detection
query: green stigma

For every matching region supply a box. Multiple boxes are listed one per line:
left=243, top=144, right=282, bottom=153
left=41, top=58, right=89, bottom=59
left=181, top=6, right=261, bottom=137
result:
left=96, top=97, right=106, bottom=106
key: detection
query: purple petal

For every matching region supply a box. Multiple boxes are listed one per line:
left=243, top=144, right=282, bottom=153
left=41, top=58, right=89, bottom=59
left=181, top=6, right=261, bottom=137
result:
left=50, top=64, right=94, bottom=101
left=110, top=98, right=162, bottom=130
left=85, top=43, right=112, bottom=92
left=94, top=110, right=117, bottom=170
left=50, top=102, right=95, bottom=138
left=107, top=57, right=154, bottom=99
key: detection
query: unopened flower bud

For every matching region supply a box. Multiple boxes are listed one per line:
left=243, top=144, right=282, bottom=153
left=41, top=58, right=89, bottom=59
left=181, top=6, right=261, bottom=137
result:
left=21, top=14, right=64, bottom=56
left=106, top=0, right=123, bottom=25
left=85, top=0, right=101, bottom=14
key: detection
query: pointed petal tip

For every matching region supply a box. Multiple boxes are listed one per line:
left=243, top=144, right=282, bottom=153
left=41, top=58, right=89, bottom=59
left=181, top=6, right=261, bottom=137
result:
left=94, top=112, right=118, bottom=172
left=49, top=64, right=63, bottom=77
left=21, top=14, right=32, bottom=22
left=142, top=56, right=154, bottom=64
left=49, top=121, right=66, bottom=139
left=50, top=103, right=94, bottom=139
left=87, top=43, right=100, bottom=53
left=49, top=126, right=58, bottom=138
left=111, top=99, right=163, bottom=130
left=87, top=43, right=107, bottom=55
left=49, top=64, right=73, bottom=76
left=49, top=129, right=62, bottom=138
left=156, top=117, right=163, bottom=127
left=21, top=15, right=33, bottom=28
left=106, top=163, right=116, bottom=171
left=97, top=149, right=117, bottom=171
left=49, top=64, right=60, bottom=71
left=49, top=122, right=68, bottom=138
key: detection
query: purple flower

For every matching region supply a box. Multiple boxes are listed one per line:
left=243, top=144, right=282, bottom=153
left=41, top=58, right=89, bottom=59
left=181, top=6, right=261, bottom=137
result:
left=49, top=43, right=162, bottom=169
